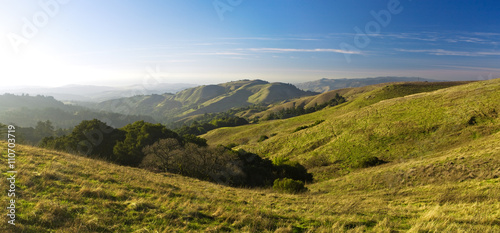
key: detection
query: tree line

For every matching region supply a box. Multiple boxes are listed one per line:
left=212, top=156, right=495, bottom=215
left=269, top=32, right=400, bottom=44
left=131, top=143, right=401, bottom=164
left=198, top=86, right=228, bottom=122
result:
left=39, top=119, right=312, bottom=188
left=175, top=116, right=249, bottom=136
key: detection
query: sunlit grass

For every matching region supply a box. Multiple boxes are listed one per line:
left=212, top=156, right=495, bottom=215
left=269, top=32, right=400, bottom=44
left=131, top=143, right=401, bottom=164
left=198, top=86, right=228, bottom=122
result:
left=0, top=79, right=499, bottom=232
left=204, top=80, right=500, bottom=180
left=0, top=136, right=499, bottom=232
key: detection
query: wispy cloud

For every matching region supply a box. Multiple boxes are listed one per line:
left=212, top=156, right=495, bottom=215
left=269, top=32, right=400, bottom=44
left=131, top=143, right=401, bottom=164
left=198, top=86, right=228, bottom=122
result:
left=395, top=49, right=500, bottom=57
left=431, top=64, right=500, bottom=72
left=219, top=37, right=321, bottom=41
left=240, top=48, right=361, bottom=54
left=190, top=52, right=249, bottom=56
left=138, top=59, right=196, bottom=64
left=360, top=31, right=500, bottom=46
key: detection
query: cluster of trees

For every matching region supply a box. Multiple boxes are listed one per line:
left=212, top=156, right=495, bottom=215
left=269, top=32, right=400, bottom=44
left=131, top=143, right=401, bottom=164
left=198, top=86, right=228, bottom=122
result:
left=175, top=116, right=249, bottom=136
left=38, top=119, right=312, bottom=188
left=265, top=93, right=346, bottom=120
left=141, top=139, right=312, bottom=187
left=40, top=120, right=206, bottom=167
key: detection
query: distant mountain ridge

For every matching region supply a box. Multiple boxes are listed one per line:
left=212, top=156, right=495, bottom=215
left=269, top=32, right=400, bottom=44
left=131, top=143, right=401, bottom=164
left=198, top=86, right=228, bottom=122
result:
left=0, top=83, right=198, bottom=102
left=295, top=77, right=441, bottom=93
left=0, top=93, right=155, bottom=129
left=92, top=79, right=318, bottom=123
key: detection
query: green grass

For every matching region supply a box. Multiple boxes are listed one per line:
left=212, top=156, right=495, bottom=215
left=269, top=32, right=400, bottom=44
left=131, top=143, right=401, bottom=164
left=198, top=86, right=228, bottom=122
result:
left=1, top=79, right=499, bottom=232
left=203, top=80, right=499, bottom=180
left=0, top=129, right=499, bottom=232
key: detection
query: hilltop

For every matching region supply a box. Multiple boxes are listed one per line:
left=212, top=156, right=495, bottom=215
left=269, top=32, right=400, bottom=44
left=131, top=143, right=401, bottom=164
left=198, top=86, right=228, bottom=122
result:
left=243, top=81, right=469, bottom=120
left=91, top=79, right=317, bottom=123
left=295, top=76, right=441, bottom=93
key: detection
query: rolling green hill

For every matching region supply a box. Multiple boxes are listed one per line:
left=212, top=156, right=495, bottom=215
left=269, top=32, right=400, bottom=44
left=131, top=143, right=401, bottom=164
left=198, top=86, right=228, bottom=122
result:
left=245, top=81, right=471, bottom=120
left=295, top=76, right=441, bottom=93
left=203, top=79, right=499, bottom=180
left=1, top=79, right=499, bottom=232
left=92, top=80, right=317, bottom=123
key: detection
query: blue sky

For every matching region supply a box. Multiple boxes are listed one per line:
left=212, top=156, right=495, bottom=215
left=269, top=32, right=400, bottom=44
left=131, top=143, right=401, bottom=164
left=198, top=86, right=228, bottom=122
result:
left=1, top=0, right=499, bottom=87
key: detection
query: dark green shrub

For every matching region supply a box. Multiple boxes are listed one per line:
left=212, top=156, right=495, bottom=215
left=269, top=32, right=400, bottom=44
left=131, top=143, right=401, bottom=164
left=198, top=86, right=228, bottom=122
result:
left=355, top=156, right=386, bottom=168
left=312, top=119, right=325, bottom=126
left=182, top=134, right=207, bottom=147
left=275, top=160, right=313, bottom=182
left=40, top=119, right=125, bottom=159
left=293, top=119, right=325, bottom=132
left=293, top=125, right=309, bottom=132
left=257, top=135, right=269, bottom=142
left=225, top=142, right=239, bottom=149
left=273, top=178, right=307, bottom=194
left=113, top=121, right=180, bottom=166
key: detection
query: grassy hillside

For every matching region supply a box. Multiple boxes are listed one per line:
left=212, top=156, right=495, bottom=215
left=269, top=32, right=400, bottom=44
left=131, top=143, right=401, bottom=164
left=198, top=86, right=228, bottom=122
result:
left=295, top=77, right=440, bottom=93
left=248, top=81, right=470, bottom=120
left=203, top=80, right=499, bottom=180
left=1, top=79, right=498, bottom=232
left=1, top=130, right=499, bottom=232
left=93, top=80, right=316, bottom=124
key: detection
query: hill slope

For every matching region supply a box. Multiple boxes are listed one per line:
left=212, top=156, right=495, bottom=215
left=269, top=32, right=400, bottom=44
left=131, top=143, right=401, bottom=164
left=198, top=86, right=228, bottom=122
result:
left=93, top=80, right=317, bottom=123
left=1, top=79, right=498, bottom=232
left=246, top=81, right=469, bottom=120
left=0, top=94, right=155, bottom=129
left=0, top=131, right=499, bottom=232
left=295, top=76, right=441, bottom=93
left=203, top=79, right=500, bottom=180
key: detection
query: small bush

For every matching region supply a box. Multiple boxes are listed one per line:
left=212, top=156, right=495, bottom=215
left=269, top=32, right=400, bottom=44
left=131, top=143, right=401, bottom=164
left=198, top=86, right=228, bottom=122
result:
left=275, top=161, right=313, bottom=182
left=258, top=135, right=269, bottom=142
left=312, top=119, right=325, bottom=126
left=355, top=156, right=386, bottom=168
left=293, top=120, right=325, bottom=132
left=225, top=142, right=239, bottom=149
left=273, top=178, right=307, bottom=194
left=293, top=125, right=309, bottom=132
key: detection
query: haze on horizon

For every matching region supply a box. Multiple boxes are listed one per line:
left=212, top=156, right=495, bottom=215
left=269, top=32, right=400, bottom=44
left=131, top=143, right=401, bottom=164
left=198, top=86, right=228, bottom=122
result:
left=1, top=0, right=499, bottom=88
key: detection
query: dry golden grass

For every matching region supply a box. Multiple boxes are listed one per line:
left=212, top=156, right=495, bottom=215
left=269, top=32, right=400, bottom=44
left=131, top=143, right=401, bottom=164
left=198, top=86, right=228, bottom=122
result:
left=0, top=130, right=499, bottom=232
